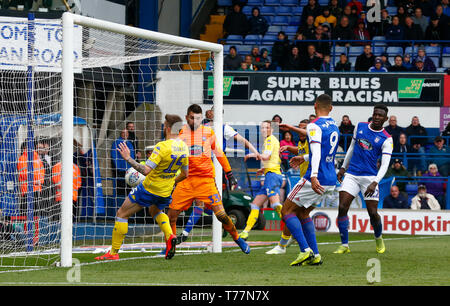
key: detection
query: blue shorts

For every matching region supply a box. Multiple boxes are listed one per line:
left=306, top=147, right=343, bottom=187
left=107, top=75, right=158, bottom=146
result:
left=128, top=183, right=171, bottom=210
left=256, top=172, right=283, bottom=198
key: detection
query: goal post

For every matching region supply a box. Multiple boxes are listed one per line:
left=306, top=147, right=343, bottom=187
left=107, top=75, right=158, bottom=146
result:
left=60, top=12, right=224, bottom=267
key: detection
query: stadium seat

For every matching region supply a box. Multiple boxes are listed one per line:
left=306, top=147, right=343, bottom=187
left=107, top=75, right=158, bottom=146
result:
left=244, top=34, right=262, bottom=44
left=386, top=6, right=398, bottom=15
left=443, top=47, right=450, bottom=55
left=236, top=45, right=253, bottom=55
left=276, top=6, right=293, bottom=16
left=247, top=0, right=264, bottom=6
left=265, top=0, right=281, bottom=5
left=266, top=25, right=282, bottom=35
left=218, top=0, right=233, bottom=6
left=405, top=46, right=418, bottom=56
left=425, top=46, right=441, bottom=57
left=280, top=0, right=298, bottom=5
left=291, top=6, right=303, bottom=16
left=372, top=36, right=387, bottom=46
left=284, top=25, right=298, bottom=35
left=349, top=46, right=364, bottom=56
left=271, top=16, right=290, bottom=25
left=299, top=0, right=309, bottom=4
left=373, top=46, right=385, bottom=56
left=430, top=57, right=440, bottom=68
left=386, top=46, right=403, bottom=56
left=349, top=56, right=357, bottom=68
left=260, top=6, right=276, bottom=15
left=318, top=0, right=329, bottom=5
left=331, top=46, right=347, bottom=55
left=242, top=6, right=252, bottom=15
left=225, top=35, right=244, bottom=44
left=437, top=67, right=447, bottom=72
left=443, top=57, right=450, bottom=68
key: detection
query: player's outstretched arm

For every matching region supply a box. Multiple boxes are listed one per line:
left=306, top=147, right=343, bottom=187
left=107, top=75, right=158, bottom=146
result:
left=234, top=133, right=261, bottom=159
left=118, top=142, right=152, bottom=176
left=175, top=167, right=188, bottom=185
left=279, top=123, right=307, bottom=136
left=280, top=145, right=299, bottom=155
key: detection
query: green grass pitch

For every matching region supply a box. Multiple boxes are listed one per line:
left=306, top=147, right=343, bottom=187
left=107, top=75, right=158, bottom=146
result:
left=0, top=231, right=449, bottom=286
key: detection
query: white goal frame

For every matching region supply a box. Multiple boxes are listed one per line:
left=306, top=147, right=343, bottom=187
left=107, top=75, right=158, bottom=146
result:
left=60, top=12, right=224, bottom=267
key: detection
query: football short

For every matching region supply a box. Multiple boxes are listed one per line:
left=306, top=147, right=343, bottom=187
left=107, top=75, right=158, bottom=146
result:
left=340, top=173, right=379, bottom=201
left=287, top=177, right=336, bottom=209
left=128, top=183, right=172, bottom=210
left=256, top=171, right=283, bottom=198
left=170, top=176, right=222, bottom=211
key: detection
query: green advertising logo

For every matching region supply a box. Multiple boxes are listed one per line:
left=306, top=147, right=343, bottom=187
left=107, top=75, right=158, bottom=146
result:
left=398, top=78, right=424, bottom=99
left=208, top=76, right=234, bottom=96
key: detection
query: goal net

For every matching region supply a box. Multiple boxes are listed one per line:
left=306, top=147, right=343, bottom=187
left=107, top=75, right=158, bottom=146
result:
left=0, top=12, right=224, bottom=267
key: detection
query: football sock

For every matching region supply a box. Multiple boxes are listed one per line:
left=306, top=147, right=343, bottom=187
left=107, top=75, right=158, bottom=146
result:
left=155, top=212, right=173, bottom=241
left=283, top=213, right=309, bottom=252
left=215, top=208, right=239, bottom=240
left=301, top=217, right=319, bottom=255
left=243, top=204, right=260, bottom=233
left=278, top=233, right=291, bottom=248
left=111, top=217, right=128, bottom=255
left=337, top=216, right=349, bottom=246
left=270, top=202, right=282, bottom=210
left=183, top=207, right=204, bottom=236
left=371, top=217, right=383, bottom=239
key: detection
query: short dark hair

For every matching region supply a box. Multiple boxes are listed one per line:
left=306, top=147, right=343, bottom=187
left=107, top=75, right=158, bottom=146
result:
left=187, top=104, right=202, bottom=115
left=374, top=103, right=388, bottom=115
left=165, top=114, right=183, bottom=129
left=315, top=94, right=332, bottom=108
left=300, top=119, right=310, bottom=124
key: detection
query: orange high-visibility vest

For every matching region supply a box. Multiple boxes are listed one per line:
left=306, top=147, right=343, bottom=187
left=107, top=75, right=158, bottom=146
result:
left=17, top=151, right=45, bottom=196
left=52, top=162, right=82, bottom=202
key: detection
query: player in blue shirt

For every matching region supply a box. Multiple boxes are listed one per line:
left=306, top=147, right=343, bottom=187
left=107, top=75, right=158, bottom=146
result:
left=335, top=104, right=393, bottom=254
left=281, top=94, right=340, bottom=266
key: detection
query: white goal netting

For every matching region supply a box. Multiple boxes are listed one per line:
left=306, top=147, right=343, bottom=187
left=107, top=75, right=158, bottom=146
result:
left=0, top=14, right=220, bottom=267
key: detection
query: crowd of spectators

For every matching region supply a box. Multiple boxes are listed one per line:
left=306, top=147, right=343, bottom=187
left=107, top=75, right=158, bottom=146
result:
left=221, top=0, right=450, bottom=72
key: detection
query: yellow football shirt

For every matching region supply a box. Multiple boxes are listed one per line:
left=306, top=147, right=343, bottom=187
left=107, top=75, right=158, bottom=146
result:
left=143, top=138, right=189, bottom=197
left=297, top=139, right=309, bottom=177
left=262, top=134, right=281, bottom=175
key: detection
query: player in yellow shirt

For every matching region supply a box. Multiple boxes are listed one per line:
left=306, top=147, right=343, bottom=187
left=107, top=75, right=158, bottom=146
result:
left=267, top=119, right=310, bottom=254
left=239, top=120, right=283, bottom=240
left=95, top=114, right=189, bottom=261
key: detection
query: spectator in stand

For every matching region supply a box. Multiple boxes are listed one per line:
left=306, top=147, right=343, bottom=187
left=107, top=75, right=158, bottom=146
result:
left=223, top=3, right=249, bottom=37
left=126, top=122, right=140, bottom=161
left=311, top=25, right=331, bottom=57
left=301, top=44, right=323, bottom=71
left=320, top=54, right=332, bottom=71
left=369, top=57, right=389, bottom=72
left=339, top=5, right=358, bottom=29
left=383, top=185, right=410, bottom=209
left=385, top=115, right=405, bottom=150
left=415, top=0, right=435, bottom=17
left=405, top=116, right=428, bottom=171
left=401, top=0, right=417, bottom=16
left=355, top=44, right=375, bottom=72
left=345, top=0, right=363, bottom=15
left=301, top=0, right=323, bottom=26
left=111, top=128, right=135, bottom=195
left=385, top=158, right=411, bottom=192
left=293, top=33, right=308, bottom=55
left=271, top=31, right=290, bottom=70
left=394, top=132, right=410, bottom=159
left=280, top=131, right=295, bottom=171
left=402, top=54, right=413, bottom=70
left=380, top=53, right=392, bottom=69
left=321, top=22, right=332, bottom=39
left=404, top=16, right=425, bottom=44
left=297, top=15, right=316, bottom=39
left=420, top=163, right=446, bottom=209
left=434, top=4, right=450, bottom=35
left=412, top=47, right=436, bottom=72
left=282, top=46, right=303, bottom=71
left=353, top=21, right=371, bottom=44
left=441, top=122, right=450, bottom=137
left=224, top=46, right=242, bottom=70
left=412, top=7, right=429, bottom=35
left=247, top=7, right=269, bottom=36
left=332, top=16, right=354, bottom=47
left=314, top=6, right=337, bottom=27
left=250, top=46, right=263, bottom=70
left=329, top=0, right=343, bottom=20
left=425, top=15, right=445, bottom=44
left=442, top=0, right=450, bottom=16
left=258, top=48, right=274, bottom=71
left=397, top=6, right=408, bottom=25
left=370, top=8, right=391, bottom=37
left=385, top=15, right=405, bottom=45
left=272, top=114, right=283, bottom=124
left=428, top=135, right=450, bottom=177
left=389, top=55, right=409, bottom=71
left=244, top=54, right=255, bottom=70
left=410, top=185, right=441, bottom=210
left=410, top=58, right=427, bottom=72
left=338, top=115, right=355, bottom=151
left=334, top=53, right=352, bottom=71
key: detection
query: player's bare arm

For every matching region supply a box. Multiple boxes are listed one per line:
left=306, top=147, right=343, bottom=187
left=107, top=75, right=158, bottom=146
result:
left=289, top=155, right=305, bottom=169
left=117, top=142, right=151, bottom=176
left=279, top=123, right=307, bottom=136
left=234, top=133, right=261, bottom=159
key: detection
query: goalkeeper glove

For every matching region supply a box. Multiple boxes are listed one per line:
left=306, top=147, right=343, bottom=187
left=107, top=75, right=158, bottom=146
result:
left=226, top=171, right=238, bottom=190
